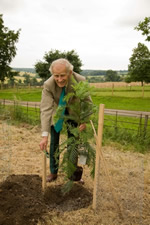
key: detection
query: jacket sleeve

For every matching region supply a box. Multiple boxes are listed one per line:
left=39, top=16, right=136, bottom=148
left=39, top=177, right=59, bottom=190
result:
left=40, top=84, right=55, bottom=133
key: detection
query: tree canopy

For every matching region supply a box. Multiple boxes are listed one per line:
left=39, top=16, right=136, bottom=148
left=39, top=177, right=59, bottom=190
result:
left=135, top=17, right=150, bottom=42
left=35, top=49, right=83, bottom=80
left=127, top=42, right=150, bottom=85
left=105, top=70, right=122, bottom=82
left=0, top=14, right=20, bottom=82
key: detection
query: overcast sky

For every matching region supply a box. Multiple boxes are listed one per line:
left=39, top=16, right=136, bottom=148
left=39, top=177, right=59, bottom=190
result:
left=0, top=0, right=150, bottom=70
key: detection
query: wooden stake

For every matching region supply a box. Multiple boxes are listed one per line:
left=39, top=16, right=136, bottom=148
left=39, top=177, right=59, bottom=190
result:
left=92, top=104, right=105, bottom=210
left=90, top=115, right=124, bottom=219
left=42, top=153, right=47, bottom=190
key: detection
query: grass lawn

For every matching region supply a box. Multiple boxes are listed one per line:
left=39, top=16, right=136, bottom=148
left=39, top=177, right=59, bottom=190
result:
left=91, top=85, right=150, bottom=111
left=92, top=96, right=150, bottom=111
left=0, top=88, right=42, bottom=101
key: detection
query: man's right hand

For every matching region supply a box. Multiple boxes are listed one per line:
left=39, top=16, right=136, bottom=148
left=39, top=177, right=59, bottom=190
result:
left=39, top=136, right=48, bottom=151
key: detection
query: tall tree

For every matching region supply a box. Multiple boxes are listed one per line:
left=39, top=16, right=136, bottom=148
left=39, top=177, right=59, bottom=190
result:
left=0, top=14, right=20, bottom=82
left=105, top=70, right=121, bottom=82
left=128, top=42, right=150, bottom=86
left=135, top=17, right=150, bottom=42
left=23, top=74, right=30, bottom=85
left=35, top=49, right=83, bottom=80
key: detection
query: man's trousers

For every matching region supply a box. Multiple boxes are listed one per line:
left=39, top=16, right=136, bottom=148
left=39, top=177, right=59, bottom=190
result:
left=49, top=119, right=78, bottom=174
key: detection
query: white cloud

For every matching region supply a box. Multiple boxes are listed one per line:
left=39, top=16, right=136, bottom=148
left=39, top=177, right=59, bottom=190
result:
left=116, top=0, right=150, bottom=27
left=0, top=0, right=24, bottom=12
left=0, top=0, right=149, bottom=70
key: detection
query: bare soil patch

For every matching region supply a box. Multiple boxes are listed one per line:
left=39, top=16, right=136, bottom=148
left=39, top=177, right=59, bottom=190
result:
left=0, top=121, right=150, bottom=225
left=0, top=174, right=92, bottom=225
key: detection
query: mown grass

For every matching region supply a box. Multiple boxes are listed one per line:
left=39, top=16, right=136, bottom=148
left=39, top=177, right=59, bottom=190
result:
left=92, top=96, right=150, bottom=111
left=91, top=85, right=150, bottom=111
left=0, top=88, right=42, bottom=101
left=92, top=84, right=150, bottom=92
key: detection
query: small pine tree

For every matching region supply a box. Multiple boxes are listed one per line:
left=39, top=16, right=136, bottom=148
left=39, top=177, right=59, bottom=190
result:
left=54, top=78, right=98, bottom=194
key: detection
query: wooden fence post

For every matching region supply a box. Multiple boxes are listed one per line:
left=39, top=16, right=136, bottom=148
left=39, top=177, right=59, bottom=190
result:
left=143, top=115, right=148, bottom=138
left=93, top=104, right=105, bottom=210
left=138, top=114, right=143, bottom=136
left=115, top=111, right=118, bottom=132
left=26, top=102, right=28, bottom=122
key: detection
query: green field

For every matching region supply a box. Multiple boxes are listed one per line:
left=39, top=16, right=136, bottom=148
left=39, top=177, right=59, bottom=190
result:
left=0, top=88, right=42, bottom=102
left=0, top=86, right=150, bottom=112
left=93, top=96, right=150, bottom=111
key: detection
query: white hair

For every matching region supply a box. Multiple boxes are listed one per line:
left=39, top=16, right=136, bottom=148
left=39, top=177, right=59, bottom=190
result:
left=49, top=58, right=74, bottom=74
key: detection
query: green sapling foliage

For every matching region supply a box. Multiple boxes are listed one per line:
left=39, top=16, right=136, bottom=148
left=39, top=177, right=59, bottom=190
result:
left=54, top=78, right=98, bottom=193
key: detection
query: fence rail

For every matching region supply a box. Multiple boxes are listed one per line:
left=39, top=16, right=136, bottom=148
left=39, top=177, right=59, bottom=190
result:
left=1, top=99, right=150, bottom=116
left=104, top=108, right=150, bottom=117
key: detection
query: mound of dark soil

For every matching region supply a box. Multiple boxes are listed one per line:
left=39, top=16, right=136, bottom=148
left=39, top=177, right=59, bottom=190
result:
left=0, top=175, right=92, bottom=225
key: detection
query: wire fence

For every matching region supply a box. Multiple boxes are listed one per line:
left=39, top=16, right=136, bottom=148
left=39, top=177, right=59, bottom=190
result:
left=0, top=99, right=150, bottom=138
left=0, top=99, right=40, bottom=125
left=104, top=109, right=150, bottom=138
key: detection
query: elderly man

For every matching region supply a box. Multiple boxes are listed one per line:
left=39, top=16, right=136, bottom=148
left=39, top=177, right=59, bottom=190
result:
left=39, top=58, right=90, bottom=182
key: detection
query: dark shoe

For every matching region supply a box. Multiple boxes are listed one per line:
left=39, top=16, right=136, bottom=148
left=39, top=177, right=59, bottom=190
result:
left=46, top=174, right=57, bottom=182
left=78, top=178, right=85, bottom=185
left=69, top=166, right=83, bottom=181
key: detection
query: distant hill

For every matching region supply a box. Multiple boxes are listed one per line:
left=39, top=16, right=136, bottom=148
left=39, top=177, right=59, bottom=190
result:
left=81, top=69, right=128, bottom=76
left=13, top=68, right=128, bottom=76
left=80, top=70, right=107, bottom=76
left=13, top=68, right=36, bottom=73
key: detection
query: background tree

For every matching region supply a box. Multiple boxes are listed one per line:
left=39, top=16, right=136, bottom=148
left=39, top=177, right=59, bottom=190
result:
left=87, top=76, right=105, bottom=83
left=127, top=42, right=150, bottom=86
left=35, top=49, right=83, bottom=80
left=0, top=14, right=20, bottom=83
left=34, top=61, right=50, bottom=80
left=23, top=74, right=30, bottom=85
left=135, top=17, right=150, bottom=42
left=7, top=77, right=16, bottom=87
left=30, top=77, right=38, bottom=86
left=105, top=70, right=121, bottom=82
left=18, top=79, right=22, bottom=85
